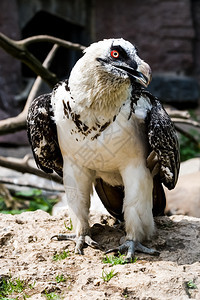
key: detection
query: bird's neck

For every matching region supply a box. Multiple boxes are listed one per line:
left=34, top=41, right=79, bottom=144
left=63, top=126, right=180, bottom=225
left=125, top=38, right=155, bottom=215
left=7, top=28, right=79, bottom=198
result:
left=68, top=65, right=131, bottom=125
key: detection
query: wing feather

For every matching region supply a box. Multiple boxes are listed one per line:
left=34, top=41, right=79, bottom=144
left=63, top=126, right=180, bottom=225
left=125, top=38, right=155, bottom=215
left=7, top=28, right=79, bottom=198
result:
left=27, top=93, right=63, bottom=177
left=145, top=92, right=180, bottom=190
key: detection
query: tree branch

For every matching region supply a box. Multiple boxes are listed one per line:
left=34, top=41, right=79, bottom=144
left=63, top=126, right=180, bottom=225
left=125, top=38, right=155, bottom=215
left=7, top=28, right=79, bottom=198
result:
left=175, top=125, right=200, bottom=145
left=165, top=108, right=191, bottom=119
left=0, top=178, right=64, bottom=193
left=0, top=33, right=85, bottom=87
left=0, top=44, right=59, bottom=135
left=0, top=33, right=59, bottom=87
left=16, top=35, right=86, bottom=51
left=171, top=118, right=200, bottom=128
left=0, top=155, right=62, bottom=184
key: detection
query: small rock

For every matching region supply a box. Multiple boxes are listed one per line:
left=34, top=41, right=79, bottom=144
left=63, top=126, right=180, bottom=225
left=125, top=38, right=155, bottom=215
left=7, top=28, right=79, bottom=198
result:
left=0, top=232, right=13, bottom=246
left=35, top=253, right=46, bottom=262
left=28, top=235, right=37, bottom=243
left=94, top=279, right=101, bottom=286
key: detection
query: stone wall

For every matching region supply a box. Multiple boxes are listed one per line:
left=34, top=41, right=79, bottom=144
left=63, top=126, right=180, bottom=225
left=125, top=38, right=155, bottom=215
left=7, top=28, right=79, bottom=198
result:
left=0, top=0, right=22, bottom=120
left=192, top=0, right=200, bottom=82
left=95, top=0, right=200, bottom=106
left=95, top=0, right=195, bottom=75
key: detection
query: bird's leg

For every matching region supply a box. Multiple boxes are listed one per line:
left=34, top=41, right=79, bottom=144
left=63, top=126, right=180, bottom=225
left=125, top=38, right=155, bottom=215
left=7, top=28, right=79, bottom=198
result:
left=51, top=160, right=102, bottom=254
left=105, top=162, right=159, bottom=261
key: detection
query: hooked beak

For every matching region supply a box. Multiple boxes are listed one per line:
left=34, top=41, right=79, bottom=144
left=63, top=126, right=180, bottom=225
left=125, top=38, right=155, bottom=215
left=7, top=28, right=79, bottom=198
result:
left=115, top=61, right=152, bottom=88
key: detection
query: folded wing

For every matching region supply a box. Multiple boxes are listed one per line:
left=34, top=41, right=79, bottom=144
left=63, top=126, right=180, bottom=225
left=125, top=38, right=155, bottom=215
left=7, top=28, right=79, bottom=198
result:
left=27, top=93, right=63, bottom=177
left=145, top=92, right=180, bottom=190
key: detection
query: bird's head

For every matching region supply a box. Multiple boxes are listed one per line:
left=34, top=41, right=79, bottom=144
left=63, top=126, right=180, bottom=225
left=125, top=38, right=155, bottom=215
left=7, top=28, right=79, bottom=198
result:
left=69, top=38, right=152, bottom=113
left=84, top=38, right=152, bottom=88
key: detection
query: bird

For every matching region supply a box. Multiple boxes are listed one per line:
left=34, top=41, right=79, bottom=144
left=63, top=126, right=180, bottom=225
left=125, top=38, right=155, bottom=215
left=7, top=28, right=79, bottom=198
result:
left=27, top=38, right=180, bottom=261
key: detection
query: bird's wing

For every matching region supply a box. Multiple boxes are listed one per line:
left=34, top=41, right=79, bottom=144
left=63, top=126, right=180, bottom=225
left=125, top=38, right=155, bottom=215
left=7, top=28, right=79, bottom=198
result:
left=27, top=93, right=63, bottom=177
left=144, top=91, right=180, bottom=190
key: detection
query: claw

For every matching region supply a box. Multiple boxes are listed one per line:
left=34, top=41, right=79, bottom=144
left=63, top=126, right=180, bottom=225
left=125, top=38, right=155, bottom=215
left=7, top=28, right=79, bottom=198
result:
left=51, top=234, right=76, bottom=241
left=51, top=233, right=103, bottom=254
left=105, top=240, right=159, bottom=262
left=85, top=235, right=103, bottom=249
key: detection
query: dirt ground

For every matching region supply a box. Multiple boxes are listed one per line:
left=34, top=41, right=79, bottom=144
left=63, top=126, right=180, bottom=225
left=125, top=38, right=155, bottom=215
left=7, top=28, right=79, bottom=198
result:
left=0, top=210, right=200, bottom=300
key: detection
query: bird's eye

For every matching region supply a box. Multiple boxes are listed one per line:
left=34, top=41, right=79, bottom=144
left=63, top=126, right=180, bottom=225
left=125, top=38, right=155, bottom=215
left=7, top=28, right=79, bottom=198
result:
left=111, top=50, right=119, bottom=58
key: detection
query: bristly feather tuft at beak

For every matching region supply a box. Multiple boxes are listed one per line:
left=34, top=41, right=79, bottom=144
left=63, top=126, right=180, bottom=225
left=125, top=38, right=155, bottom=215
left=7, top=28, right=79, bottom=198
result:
left=114, top=62, right=152, bottom=88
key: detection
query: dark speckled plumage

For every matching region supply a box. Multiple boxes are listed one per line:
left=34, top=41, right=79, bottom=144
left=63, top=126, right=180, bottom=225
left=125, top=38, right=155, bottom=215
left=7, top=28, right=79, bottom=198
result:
left=144, top=91, right=180, bottom=190
left=27, top=93, right=63, bottom=177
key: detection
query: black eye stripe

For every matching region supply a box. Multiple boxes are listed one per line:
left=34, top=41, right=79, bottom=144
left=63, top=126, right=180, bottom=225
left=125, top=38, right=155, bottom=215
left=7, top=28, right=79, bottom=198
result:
left=110, top=45, right=129, bottom=60
left=110, top=45, right=138, bottom=69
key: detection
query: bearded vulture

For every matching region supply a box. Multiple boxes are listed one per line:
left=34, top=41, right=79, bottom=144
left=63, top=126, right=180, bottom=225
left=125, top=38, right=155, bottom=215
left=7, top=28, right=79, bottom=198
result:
left=27, top=38, right=180, bottom=261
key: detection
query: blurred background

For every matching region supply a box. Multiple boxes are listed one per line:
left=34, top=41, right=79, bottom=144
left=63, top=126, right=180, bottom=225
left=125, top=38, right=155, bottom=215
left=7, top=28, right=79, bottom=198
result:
left=0, top=0, right=199, bottom=216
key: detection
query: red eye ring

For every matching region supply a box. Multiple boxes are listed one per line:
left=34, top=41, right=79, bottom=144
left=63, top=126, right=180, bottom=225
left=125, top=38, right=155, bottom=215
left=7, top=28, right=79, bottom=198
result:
left=111, top=50, right=119, bottom=58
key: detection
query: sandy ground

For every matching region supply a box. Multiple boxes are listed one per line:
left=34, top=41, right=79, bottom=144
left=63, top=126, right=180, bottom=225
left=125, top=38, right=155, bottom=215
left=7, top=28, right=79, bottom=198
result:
left=0, top=210, right=200, bottom=300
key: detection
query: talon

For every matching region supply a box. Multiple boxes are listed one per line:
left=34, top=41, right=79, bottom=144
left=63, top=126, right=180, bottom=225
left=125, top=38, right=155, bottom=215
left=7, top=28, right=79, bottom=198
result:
left=135, top=241, right=160, bottom=256
left=51, top=233, right=102, bottom=254
left=105, top=248, right=118, bottom=255
left=51, top=234, right=76, bottom=241
left=51, top=235, right=58, bottom=240
left=105, top=240, right=159, bottom=262
left=85, top=236, right=104, bottom=250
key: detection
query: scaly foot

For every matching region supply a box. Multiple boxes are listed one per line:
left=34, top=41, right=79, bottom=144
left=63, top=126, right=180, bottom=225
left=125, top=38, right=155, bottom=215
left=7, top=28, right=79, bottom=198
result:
left=105, top=240, right=160, bottom=262
left=51, top=233, right=103, bottom=254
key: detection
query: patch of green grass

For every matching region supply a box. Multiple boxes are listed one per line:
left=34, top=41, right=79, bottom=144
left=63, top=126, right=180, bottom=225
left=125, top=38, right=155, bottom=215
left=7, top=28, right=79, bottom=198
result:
left=186, top=280, right=197, bottom=289
left=55, top=274, right=66, bottom=283
left=0, top=276, right=25, bottom=298
left=0, top=189, right=58, bottom=215
left=28, top=281, right=36, bottom=289
left=53, top=250, right=70, bottom=261
left=101, top=269, right=118, bottom=282
left=22, top=294, right=30, bottom=300
left=64, top=219, right=73, bottom=231
left=179, top=129, right=200, bottom=162
left=44, top=291, right=61, bottom=300
left=1, top=298, right=16, bottom=300
left=103, top=252, right=137, bottom=265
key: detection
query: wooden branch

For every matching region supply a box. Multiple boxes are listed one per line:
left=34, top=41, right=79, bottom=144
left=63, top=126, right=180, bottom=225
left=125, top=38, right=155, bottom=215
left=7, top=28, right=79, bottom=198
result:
left=175, top=125, right=200, bottom=145
left=0, top=178, right=64, bottom=193
left=165, top=108, right=191, bottom=119
left=0, top=33, right=58, bottom=87
left=0, top=155, right=63, bottom=184
left=16, top=35, right=86, bottom=51
left=0, top=44, right=59, bottom=135
left=24, top=44, right=59, bottom=114
left=0, top=33, right=85, bottom=87
left=171, top=118, right=200, bottom=128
